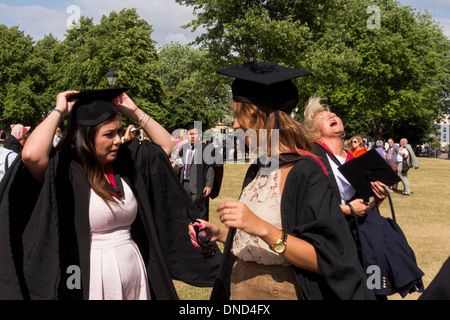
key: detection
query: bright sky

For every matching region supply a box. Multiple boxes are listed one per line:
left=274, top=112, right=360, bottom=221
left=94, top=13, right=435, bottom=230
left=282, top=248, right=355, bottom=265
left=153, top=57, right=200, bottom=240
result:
left=0, top=0, right=449, bottom=45
left=0, top=0, right=202, bottom=45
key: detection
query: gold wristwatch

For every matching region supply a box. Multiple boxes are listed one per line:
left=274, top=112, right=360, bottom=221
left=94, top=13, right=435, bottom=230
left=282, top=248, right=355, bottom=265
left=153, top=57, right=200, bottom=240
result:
left=272, top=231, right=287, bottom=254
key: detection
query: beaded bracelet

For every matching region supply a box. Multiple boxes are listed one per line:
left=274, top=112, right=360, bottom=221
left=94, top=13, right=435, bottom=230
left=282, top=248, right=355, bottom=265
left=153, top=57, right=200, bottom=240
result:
left=47, top=108, right=64, bottom=122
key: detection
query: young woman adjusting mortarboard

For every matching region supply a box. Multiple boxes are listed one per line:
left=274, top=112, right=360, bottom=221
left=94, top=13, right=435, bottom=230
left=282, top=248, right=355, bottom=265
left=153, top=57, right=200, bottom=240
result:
left=17, top=88, right=221, bottom=300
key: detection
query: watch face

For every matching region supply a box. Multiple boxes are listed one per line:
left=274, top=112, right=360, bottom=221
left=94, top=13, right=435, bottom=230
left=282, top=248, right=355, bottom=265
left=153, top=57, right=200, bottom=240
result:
left=273, top=242, right=286, bottom=253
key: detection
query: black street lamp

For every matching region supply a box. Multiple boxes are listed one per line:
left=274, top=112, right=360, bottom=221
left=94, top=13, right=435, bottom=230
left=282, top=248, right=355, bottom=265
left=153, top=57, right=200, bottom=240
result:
left=105, top=67, right=118, bottom=87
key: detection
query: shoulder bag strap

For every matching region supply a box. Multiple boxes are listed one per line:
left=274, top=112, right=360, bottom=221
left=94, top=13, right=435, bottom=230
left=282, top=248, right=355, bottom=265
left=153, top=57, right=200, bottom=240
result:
left=381, top=185, right=396, bottom=222
left=347, top=203, right=362, bottom=261
left=5, top=152, right=12, bottom=171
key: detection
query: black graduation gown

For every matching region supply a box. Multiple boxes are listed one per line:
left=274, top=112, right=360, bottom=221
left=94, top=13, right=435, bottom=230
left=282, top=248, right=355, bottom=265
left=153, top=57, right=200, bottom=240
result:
left=0, top=139, right=222, bottom=299
left=3, top=136, right=23, bottom=154
left=313, top=142, right=424, bottom=297
left=211, top=153, right=375, bottom=300
left=419, top=257, right=450, bottom=300
left=312, top=142, right=346, bottom=202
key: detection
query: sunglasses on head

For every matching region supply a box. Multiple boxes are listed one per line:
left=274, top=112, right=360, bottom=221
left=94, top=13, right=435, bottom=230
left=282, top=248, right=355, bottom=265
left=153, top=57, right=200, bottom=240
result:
left=186, top=203, right=216, bottom=259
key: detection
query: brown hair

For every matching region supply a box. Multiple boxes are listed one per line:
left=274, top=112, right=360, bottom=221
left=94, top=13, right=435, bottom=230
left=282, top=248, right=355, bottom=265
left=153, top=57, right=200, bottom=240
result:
left=57, top=113, right=122, bottom=208
left=234, top=102, right=313, bottom=156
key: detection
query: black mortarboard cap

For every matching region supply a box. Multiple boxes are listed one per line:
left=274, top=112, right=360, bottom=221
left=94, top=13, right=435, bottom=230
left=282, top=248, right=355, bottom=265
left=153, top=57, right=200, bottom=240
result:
left=216, top=61, right=312, bottom=113
left=68, top=87, right=130, bottom=126
left=338, top=149, right=401, bottom=202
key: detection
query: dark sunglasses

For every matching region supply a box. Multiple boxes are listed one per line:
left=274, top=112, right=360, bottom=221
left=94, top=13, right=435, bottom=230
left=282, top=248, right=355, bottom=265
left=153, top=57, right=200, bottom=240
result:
left=186, top=203, right=216, bottom=259
left=351, top=140, right=358, bottom=143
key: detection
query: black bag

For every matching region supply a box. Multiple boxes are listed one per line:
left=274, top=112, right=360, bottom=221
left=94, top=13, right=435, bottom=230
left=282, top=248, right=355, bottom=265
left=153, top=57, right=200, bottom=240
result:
left=348, top=187, right=424, bottom=297
left=401, top=155, right=410, bottom=173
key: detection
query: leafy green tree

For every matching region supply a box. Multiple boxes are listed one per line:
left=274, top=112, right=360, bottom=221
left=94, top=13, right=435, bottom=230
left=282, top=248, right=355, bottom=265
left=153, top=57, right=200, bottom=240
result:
left=177, top=0, right=450, bottom=144
left=55, top=9, right=167, bottom=126
left=177, top=0, right=313, bottom=61
left=0, top=25, right=49, bottom=129
left=0, top=9, right=167, bottom=130
left=33, top=34, right=67, bottom=120
left=303, top=0, right=450, bottom=144
left=158, top=42, right=231, bottom=132
left=175, top=0, right=318, bottom=128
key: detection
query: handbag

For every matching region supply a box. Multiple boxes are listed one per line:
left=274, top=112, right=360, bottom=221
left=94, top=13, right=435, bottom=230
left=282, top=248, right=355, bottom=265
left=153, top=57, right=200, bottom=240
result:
left=401, top=154, right=410, bottom=173
left=348, top=186, right=424, bottom=297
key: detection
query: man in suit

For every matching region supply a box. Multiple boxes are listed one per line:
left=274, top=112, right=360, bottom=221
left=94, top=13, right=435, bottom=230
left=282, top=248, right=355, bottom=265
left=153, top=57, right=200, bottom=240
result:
left=176, top=122, right=218, bottom=221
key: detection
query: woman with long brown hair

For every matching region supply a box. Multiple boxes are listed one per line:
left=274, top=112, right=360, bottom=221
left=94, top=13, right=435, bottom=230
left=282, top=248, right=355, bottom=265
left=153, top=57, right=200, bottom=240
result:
left=20, top=88, right=176, bottom=300
left=16, top=88, right=219, bottom=300
left=189, top=61, right=374, bottom=300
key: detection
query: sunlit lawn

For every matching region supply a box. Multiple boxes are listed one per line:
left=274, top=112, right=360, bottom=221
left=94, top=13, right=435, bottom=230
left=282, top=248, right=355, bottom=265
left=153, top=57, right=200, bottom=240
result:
left=174, top=157, right=450, bottom=300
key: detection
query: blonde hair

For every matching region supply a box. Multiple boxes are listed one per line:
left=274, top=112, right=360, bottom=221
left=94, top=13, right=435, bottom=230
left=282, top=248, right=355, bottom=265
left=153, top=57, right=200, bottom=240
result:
left=345, top=136, right=363, bottom=149
left=303, top=96, right=329, bottom=141
left=234, top=102, right=313, bottom=156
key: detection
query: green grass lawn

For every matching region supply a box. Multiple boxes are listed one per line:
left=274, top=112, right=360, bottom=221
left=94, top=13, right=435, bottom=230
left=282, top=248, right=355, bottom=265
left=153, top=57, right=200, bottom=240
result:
left=174, top=157, right=450, bottom=300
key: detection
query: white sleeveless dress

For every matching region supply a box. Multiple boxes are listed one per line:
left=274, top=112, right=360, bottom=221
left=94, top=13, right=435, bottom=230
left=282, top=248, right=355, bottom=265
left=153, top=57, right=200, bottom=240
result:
left=88, top=179, right=151, bottom=300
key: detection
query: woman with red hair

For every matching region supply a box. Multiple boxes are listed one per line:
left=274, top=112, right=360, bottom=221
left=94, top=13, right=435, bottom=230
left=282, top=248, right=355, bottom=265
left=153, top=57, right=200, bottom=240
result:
left=347, top=136, right=367, bottom=158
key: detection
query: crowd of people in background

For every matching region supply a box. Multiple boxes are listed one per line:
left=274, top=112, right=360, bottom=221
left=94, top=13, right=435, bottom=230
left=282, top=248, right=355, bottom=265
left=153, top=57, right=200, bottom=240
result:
left=0, top=120, right=421, bottom=203
left=0, top=62, right=442, bottom=302
left=339, top=135, right=419, bottom=196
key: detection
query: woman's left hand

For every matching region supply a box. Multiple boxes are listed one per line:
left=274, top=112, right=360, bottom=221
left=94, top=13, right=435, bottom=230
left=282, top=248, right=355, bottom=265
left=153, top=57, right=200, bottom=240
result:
left=112, top=93, right=139, bottom=120
left=217, top=201, right=264, bottom=237
left=371, top=181, right=388, bottom=200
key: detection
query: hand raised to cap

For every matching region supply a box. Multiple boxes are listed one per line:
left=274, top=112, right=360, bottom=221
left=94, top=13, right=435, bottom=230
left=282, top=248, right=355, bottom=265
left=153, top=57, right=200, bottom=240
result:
left=111, top=93, right=139, bottom=120
left=56, top=90, right=80, bottom=117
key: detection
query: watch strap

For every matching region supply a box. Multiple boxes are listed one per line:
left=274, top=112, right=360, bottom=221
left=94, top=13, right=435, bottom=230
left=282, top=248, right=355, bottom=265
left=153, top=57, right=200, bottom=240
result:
left=272, top=231, right=287, bottom=252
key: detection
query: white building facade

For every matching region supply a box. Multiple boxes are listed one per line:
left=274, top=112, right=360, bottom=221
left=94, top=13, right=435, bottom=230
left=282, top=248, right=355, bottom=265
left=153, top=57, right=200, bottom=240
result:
left=436, top=114, right=450, bottom=148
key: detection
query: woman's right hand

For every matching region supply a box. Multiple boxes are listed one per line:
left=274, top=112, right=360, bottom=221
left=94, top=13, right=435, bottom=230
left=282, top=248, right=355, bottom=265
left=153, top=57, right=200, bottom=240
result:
left=22, top=90, right=78, bottom=184
left=347, top=198, right=369, bottom=216
left=188, top=219, right=226, bottom=247
left=55, top=90, right=79, bottom=117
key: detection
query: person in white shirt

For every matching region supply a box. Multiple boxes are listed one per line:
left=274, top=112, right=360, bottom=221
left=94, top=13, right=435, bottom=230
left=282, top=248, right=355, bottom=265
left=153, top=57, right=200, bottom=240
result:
left=52, top=127, right=61, bottom=147
left=397, top=138, right=411, bottom=195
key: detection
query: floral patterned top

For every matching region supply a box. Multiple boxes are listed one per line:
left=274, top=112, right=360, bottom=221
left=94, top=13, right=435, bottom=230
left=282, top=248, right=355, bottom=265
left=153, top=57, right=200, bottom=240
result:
left=231, top=166, right=289, bottom=266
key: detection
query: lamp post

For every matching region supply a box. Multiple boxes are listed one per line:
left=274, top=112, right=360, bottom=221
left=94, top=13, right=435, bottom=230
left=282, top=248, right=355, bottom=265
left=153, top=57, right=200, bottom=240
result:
left=105, top=66, right=118, bottom=87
